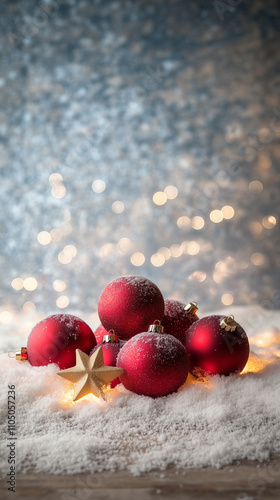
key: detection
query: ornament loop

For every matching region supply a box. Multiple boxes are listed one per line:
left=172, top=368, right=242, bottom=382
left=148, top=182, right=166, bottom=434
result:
left=148, top=321, right=164, bottom=333
left=220, top=316, right=237, bottom=332
left=102, top=333, right=119, bottom=343
left=8, top=347, right=28, bottom=361
left=184, top=301, right=198, bottom=315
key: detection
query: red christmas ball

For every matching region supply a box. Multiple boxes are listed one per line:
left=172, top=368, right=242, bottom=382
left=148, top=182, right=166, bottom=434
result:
left=117, top=323, right=189, bottom=397
left=27, top=314, right=96, bottom=369
left=94, top=324, right=108, bottom=344
left=184, top=315, right=250, bottom=376
left=90, top=333, right=126, bottom=388
left=98, top=275, right=165, bottom=340
left=161, top=300, right=199, bottom=343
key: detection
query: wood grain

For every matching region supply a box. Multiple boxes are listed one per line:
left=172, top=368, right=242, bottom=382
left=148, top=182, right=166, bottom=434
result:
left=1, top=455, right=280, bottom=500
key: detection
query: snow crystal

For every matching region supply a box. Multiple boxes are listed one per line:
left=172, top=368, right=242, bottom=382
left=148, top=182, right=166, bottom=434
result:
left=0, top=306, right=280, bottom=476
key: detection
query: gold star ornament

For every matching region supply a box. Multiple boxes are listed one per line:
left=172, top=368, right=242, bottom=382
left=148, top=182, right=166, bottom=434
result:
left=57, top=347, right=124, bottom=402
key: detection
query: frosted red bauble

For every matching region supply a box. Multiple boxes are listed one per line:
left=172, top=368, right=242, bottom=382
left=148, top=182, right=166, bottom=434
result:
left=117, top=332, right=189, bottom=397
left=184, top=315, right=250, bottom=376
left=98, top=275, right=165, bottom=340
left=27, top=314, right=96, bottom=369
left=161, top=300, right=199, bottom=343
left=94, top=324, right=108, bottom=344
left=90, top=338, right=126, bottom=388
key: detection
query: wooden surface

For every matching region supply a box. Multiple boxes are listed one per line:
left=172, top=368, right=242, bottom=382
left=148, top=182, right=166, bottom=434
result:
left=1, top=455, right=280, bottom=500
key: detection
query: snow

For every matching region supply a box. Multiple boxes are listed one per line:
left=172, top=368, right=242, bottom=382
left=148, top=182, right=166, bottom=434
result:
left=0, top=306, right=280, bottom=476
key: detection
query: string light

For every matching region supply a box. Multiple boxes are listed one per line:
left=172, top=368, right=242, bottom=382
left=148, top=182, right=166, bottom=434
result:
left=92, top=180, right=106, bottom=193
left=262, top=215, right=276, bottom=229
left=177, top=216, right=191, bottom=228
left=11, top=278, right=24, bottom=290
left=153, top=191, right=167, bottom=205
left=112, top=201, right=125, bottom=213
left=221, top=293, right=234, bottom=306
left=130, top=252, right=145, bottom=266
left=221, top=206, right=235, bottom=220
left=150, top=253, right=165, bottom=267
left=56, top=296, right=69, bottom=308
left=191, top=216, right=205, bottom=230
left=23, top=277, right=38, bottom=291
left=164, top=185, right=178, bottom=199
left=37, top=231, right=51, bottom=245
left=209, top=210, right=223, bottom=223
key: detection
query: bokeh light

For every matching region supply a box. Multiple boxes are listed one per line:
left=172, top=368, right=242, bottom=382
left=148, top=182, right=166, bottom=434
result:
left=92, top=180, right=106, bottom=193
left=153, top=192, right=167, bottom=205
left=130, top=252, right=145, bottom=266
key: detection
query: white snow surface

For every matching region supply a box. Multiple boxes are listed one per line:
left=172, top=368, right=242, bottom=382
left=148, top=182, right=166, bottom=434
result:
left=1, top=306, right=280, bottom=476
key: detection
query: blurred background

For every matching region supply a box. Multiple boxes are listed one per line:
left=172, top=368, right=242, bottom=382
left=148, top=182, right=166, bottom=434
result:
left=0, top=0, right=280, bottom=325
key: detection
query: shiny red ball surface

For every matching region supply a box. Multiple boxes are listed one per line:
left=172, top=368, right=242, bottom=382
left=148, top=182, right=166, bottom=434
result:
left=161, top=299, right=199, bottom=343
left=27, top=314, right=96, bottom=369
left=90, top=340, right=126, bottom=388
left=184, top=315, right=250, bottom=376
left=94, top=324, right=108, bottom=344
left=98, top=275, right=165, bottom=340
left=117, top=332, right=189, bottom=397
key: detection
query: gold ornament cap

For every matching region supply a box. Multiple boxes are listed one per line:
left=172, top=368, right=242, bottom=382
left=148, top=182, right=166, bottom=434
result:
left=220, top=315, right=237, bottom=332
left=184, top=301, right=198, bottom=315
left=8, top=347, right=28, bottom=361
left=148, top=320, right=164, bottom=333
left=102, top=331, right=119, bottom=343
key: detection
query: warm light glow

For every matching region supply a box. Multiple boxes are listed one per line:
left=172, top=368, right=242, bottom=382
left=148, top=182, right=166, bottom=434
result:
left=188, top=271, right=207, bottom=282
left=99, top=243, right=115, bottom=258
left=49, top=173, right=63, bottom=184
left=92, top=180, right=106, bottom=193
left=56, top=295, right=69, bottom=308
left=11, top=278, right=24, bottom=290
left=112, top=201, right=125, bottom=213
left=164, top=185, right=178, bottom=199
left=53, top=280, right=66, bottom=292
left=52, top=184, right=66, bottom=199
left=64, top=245, right=77, bottom=258
left=221, top=293, right=234, bottom=306
left=37, top=231, right=51, bottom=245
left=150, top=253, right=165, bottom=267
left=241, top=352, right=275, bottom=374
left=249, top=180, right=263, bottom=193
left=170, top=244, right=182, bottom=258
left=23, top=301, right=36, bottom=313
left=258, top=152, right=271, bottom=169
left=184, top=241, right=200, bottom=255
left=157, top=247, right=171, bottom=260
left=251, top=252, right=265, bottom=266
left=249, top=221, right=263, bottom=235
left=117, top=238, right=133, bottom=254
left=23, top=277, right=38, bottom=291
left=50, top=229, right=62, bottom=242
left=0, top=311, right=13, bottom=324
left=130, top=252, right=145, bottom=266
left=209, top=210, right=223, bottom=223
left=177, top=216, right=191, bottom=228
left=153, top=191, right=167, bottom=205
left=58, top=250, right=72, bottom=264
left=221, top=205, right=235, bottom=220
left=262, top=215, right=276, bottom=229
left=60, top=222, right=72, bottom=235
left=192, top=216, right=205, bottom=230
